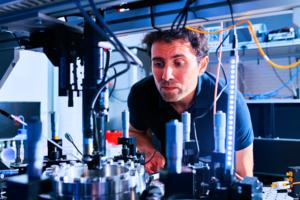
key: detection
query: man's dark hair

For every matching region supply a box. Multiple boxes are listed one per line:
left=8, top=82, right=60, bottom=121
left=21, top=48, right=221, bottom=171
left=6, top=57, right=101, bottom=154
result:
left=142, top=27, right=208, bottom=61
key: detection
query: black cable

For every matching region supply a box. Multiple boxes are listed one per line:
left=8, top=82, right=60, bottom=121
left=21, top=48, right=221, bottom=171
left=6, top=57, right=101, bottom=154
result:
left=150, top=4, right=162, bottom=31
left=86, top=0, right=142, bottom=111
left=92, top=61, right=138, bottom=111
left=177, top=1, right=190, bottom=30
left=76, top=0, right=136, bottom=111
left=75, top=1, right=119, bottom=53
left=190, top=8, right=209, bottom=22
left=65, top=133, right=83, bottom=156
left=191, top=72, right=228, bottom=154
left=144, top=150, right=157, bottom=165
left=191, top=30, right=231, bottom=124
left=171, top=0, right=195, bottom=30
left=175, top=8, right=186, bottom=30
left=105, top=49, right=111, bottom=71
left=109, top=66, right=117, bottom=98
left=189, top=14, right=230, bottom=154
left=226, top=0, right=235, bottom=25
left=76, top=0, right=132, bottom=73
left=181, top=0, right=196, bottom=29
left=76, top=0, right=136, bottom=143
left=227, top=0, right=236, bottom=52
left=193, top=77, right=228, bottom=121
left=88, top=0, right=142, bottom=66
left=215, top=30, right=230, bottom=85
left=194, top=1, right=234, bottom=150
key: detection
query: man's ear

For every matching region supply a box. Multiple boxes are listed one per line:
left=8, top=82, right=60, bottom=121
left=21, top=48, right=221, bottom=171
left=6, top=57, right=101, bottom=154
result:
left=198, top=56, right=208, bottom=75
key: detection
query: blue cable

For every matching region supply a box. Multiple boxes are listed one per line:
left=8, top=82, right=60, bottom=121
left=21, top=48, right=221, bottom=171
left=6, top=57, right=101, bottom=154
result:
left=243, top=67, right=300, bottom=99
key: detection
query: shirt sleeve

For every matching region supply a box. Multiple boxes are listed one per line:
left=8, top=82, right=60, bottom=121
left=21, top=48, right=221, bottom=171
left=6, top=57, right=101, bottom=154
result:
left=127, top=84, right=148, bottom=131
left=235, top=92, right=254, bottom=151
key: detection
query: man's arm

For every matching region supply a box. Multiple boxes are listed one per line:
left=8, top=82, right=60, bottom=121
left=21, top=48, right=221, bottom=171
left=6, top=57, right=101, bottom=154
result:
left=235, top=144, right=253, bottom=178
left=129, top=124, right=165, bottom=173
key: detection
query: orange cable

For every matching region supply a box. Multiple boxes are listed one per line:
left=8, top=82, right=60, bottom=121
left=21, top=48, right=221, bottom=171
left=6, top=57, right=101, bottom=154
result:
left=186, top=20, right=300, bottom=69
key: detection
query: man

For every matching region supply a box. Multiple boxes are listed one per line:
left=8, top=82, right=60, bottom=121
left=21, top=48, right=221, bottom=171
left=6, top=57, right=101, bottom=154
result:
left=127, top=27, right=254, bottom=177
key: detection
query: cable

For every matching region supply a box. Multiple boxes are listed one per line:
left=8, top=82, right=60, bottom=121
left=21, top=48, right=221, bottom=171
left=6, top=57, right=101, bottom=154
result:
left=46, top=137, right=82, bottom=161
left=114, top=87, right=132, bottom=91
left=111, top=94, right=127, bottom=103
left=83, top=0, right=142, bottom=111
left=76, top=0, right=142, bottom=137
left=192, top=30, right=230, bottom=137
left=192, top=73, right=228, bottom=154
left=75, top=0, right=128, bottom=66
left=292, top=182, right=300, bottom=186
left=91, top=61, right=137, bottom=110
left=226, top=0, right=235, bottom=25
left=65, top=133, right=83, bottom=156
left=0, top=109, right=28, bottom=126
left=145, top=150, right=157, bottom=165
left=243, top=67, right=300, bottom=99
left=189, top=28, right=230, bottom=129
left=171, top=0, right=196, bottom=30
left=109, top=66, right=117, bottom=98
left=213, top=22, right=224, bottom=116
left=289, top=64, right=297, bottom=94
left=87, top=0, right=142, bottom=66
left=76, top=0, right=138, bottom=146
left=271, top=66, right=295, bottom=95
left=190, top=9, right=209, bottom=22
left=150, top=4, right=161, bottom=31
left=192, top=122, right=200, bottom=154
left=76, top=0, right=132, bottom=71
left=186, top=20, right=300, bottom=69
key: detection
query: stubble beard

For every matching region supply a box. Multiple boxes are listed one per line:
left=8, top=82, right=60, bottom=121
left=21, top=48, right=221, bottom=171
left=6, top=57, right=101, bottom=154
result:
left=159, top=87, right=183, bottom=102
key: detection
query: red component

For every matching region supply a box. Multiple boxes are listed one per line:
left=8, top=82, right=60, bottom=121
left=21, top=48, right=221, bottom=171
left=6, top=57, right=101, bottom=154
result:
left=106, top=130, right=122, bottom=145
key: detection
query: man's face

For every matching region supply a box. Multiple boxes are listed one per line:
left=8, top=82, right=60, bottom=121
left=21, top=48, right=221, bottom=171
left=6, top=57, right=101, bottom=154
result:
left=151, top=39, right=207, bottom=104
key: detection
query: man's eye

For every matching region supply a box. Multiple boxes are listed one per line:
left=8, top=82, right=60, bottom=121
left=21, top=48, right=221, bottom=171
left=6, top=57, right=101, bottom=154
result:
left=153, top=61, right=164, bottom=68
left=174, top=60, right=185, bottom=67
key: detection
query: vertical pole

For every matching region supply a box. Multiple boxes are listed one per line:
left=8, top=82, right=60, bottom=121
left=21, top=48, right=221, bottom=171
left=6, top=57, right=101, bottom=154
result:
left=82, top=23, right=100, bottom=160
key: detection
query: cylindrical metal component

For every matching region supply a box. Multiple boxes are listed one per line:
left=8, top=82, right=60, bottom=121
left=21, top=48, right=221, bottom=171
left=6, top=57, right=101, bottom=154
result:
left=83, top=138, right=94, bottom=156
left=50, top=112, right=59, bottom=140
left=214, top=111, right=226, bottom=153
left=181, top=111, right=191, bottom=142
left=48, top=161, right=145, bottom=200
left=15, top=140, right=24, bottom=164
left=122, top=110, right=129, bottom=138
left=166, top=120, right=183, bottom=174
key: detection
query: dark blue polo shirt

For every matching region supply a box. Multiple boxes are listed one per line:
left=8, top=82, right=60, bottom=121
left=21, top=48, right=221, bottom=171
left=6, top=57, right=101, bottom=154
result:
left=128, top=72, right=254, bottom=157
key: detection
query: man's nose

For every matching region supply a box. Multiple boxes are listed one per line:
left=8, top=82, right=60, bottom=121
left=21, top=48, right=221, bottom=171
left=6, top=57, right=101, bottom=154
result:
left=162, top=66, right=174, bottom=81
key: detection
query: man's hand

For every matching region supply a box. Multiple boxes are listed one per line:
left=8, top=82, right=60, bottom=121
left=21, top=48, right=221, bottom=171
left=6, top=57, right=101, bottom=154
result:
left=144, top=150, right=165, bottom=174
left=129, top=125, right=166, bottom=173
